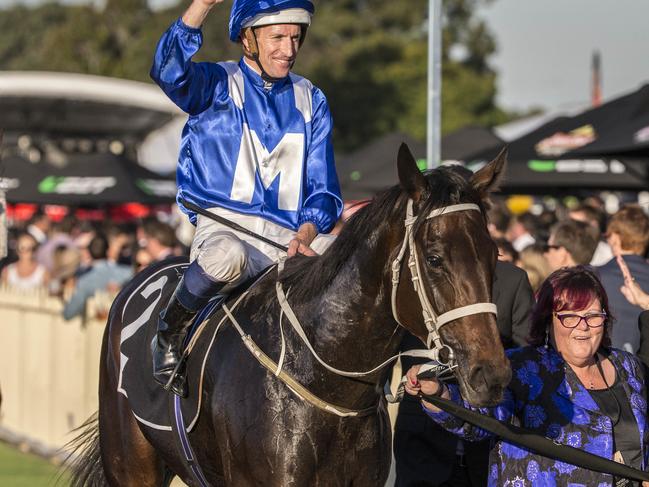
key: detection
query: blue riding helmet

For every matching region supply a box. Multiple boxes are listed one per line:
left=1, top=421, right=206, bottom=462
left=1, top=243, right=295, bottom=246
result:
left=229, top=0, right=315, bottom=42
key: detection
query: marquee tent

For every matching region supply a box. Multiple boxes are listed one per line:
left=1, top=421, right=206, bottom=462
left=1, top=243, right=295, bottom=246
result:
left=0, top=154, right=176, bottom=205
left=337, top=128, right=503, bottom=199
left=465, top=113, right=648, bottom=194
left=562, top=84, right=649, bottom=159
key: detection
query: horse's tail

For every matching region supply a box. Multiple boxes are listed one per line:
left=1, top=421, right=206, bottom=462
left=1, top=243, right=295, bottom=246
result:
left=62, top=412, right=109, bottom=487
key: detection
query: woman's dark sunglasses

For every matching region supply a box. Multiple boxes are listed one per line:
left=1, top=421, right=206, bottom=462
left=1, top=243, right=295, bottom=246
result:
left=543, top=244, right=561, bottom=252
left=554, top=312, right=607, bottom=328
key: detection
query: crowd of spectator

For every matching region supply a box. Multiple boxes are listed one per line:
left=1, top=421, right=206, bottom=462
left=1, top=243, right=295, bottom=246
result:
left=0, top=208, right=189, bottom=320
left=486, top=196, right=649, bottom=355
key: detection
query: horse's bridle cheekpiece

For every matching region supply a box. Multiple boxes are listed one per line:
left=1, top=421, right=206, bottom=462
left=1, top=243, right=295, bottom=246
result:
left=391, top=200, right=498, bottom=366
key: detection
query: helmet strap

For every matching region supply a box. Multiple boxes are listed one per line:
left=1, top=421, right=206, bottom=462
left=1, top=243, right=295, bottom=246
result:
left=242, top=28, right=286, bottom=84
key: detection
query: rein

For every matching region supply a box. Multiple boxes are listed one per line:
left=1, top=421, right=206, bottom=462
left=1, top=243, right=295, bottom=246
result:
left=420, top=392, right=649, bottom=483
left=223, top=303, right=376, bottom=417
left=269, top=199, right=497, bottom=409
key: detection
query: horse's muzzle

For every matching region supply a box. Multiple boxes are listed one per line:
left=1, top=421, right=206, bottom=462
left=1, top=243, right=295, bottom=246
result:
left=462, top=358, right=511, bottom=407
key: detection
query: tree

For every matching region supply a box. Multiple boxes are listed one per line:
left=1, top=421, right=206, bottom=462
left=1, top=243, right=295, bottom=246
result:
left=0, top=0, right=510, bottom=152
left=298, top=0, right=509, bottom=150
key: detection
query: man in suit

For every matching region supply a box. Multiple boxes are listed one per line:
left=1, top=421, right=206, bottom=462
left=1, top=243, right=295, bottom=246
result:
left=394, top=260, right=534, bottom=486
left=597, top=204, right=649, bottom=353
left=638, top=311, right=649, bottom=368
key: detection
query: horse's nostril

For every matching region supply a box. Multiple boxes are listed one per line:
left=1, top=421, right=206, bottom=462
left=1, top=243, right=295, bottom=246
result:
left=469, top=364, right=510, bottom=394
left=469, top=365, right=488, bottom=390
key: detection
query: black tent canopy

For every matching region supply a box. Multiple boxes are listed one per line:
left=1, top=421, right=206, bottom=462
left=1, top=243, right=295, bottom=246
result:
left=0, top=71, right=181, bottom=205
left=563, top=84, right=649, bottom=158
left=0, top=154, right=176, bottom=205
left=441, top=126, right=503, bottom=161
left=337, top=133, right=425, bottom=200
left=466, top=118, right=648, bottom=194
left=337, top=128, right=503, bottom=199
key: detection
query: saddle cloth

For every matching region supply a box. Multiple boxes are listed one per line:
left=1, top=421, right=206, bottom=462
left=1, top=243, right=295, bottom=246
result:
left=117, top=258, right=224, bottom=432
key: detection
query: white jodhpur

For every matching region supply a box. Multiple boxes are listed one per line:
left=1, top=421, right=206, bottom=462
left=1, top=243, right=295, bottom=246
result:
left=190, top=207, right=336, bottom=291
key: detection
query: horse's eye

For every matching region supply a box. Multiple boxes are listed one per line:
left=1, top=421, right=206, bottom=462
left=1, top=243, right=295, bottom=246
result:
left=426, top=255, right=442, bottom=267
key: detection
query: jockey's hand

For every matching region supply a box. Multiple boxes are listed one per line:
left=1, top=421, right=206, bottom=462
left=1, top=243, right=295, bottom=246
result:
left=288, top=223, right=318, bottom=257
left=183, top=0, right=224, bottom=28
left=288, top=238, right=317, bottom=257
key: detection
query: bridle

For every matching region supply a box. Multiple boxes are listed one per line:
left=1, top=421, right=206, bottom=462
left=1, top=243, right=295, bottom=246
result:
left=210, top=197, right=499, bottom=416
left=391, top=199, right=498, bottom=367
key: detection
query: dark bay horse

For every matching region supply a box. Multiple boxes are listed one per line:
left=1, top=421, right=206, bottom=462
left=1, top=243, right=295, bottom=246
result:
left=68, top=144, right=511, bottom=486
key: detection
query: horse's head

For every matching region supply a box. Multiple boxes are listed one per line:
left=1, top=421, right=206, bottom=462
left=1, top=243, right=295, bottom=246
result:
left=393, top=144, right=510, bottom=407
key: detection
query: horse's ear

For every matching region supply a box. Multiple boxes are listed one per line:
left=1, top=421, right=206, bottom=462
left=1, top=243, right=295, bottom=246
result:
left=470, top=146, right=508, bottom=198
left=397, top=143, right=427, bottom=202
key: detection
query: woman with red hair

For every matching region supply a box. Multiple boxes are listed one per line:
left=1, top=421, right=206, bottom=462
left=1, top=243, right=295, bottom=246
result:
left=406, top=266, right=649, bottom=486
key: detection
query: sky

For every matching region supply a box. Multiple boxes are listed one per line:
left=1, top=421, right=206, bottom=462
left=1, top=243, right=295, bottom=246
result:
left=1, top=0, right=649, bottom=114
left=477, top=0, right=649, bottom=113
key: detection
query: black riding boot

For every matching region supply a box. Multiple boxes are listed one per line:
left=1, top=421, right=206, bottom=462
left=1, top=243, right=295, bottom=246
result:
left=152, top=261, right=225, bottom=397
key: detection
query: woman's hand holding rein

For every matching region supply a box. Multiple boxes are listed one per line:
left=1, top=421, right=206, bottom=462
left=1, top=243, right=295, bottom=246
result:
left=404, top=364, right=450, bottom=412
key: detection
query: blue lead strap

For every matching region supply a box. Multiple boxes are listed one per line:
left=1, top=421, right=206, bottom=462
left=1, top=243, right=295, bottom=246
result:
left=173, top=395, right=211, bottom=487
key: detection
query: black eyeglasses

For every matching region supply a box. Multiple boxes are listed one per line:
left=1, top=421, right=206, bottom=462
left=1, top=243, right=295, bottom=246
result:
left=554, top=312, right=607, bottom=328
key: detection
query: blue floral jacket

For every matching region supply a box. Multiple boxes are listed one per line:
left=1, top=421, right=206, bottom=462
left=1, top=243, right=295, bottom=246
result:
left=424, top=346, right=649, bottom=486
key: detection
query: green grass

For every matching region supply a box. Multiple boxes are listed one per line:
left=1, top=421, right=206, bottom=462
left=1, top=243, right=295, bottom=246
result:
left=0, top=442, right=68, bottom=487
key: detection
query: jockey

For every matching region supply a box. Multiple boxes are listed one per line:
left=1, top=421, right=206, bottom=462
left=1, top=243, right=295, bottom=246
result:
left=150, top=0, right=343, bottom=395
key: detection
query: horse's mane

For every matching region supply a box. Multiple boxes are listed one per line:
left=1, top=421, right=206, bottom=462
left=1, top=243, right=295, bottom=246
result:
left=278, top=166, right=483, bottom=303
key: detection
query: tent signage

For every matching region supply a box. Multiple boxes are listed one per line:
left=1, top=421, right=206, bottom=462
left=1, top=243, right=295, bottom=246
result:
left=527, top=159, right=626, bottom=174
left=535, top=125, right=596, bottom=157
left=38, top=176, right=117, bottom=195
left=634, top=126, right=649, bottom=144
left=135, top=179, right=177, bottom=198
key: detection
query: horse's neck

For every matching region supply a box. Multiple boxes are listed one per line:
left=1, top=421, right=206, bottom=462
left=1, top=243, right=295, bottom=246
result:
left=293, top=225, right=405, bottom=406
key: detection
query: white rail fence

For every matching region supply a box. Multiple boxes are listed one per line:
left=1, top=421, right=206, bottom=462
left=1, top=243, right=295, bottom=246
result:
left=0, top=286, right=108, bottom=453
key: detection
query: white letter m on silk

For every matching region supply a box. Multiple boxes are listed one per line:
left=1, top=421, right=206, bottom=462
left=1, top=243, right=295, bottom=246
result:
left=230, top=125, right=304, bottom=212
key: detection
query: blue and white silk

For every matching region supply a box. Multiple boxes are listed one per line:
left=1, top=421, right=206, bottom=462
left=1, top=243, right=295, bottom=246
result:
left=151, top=18, right=342, bottom=234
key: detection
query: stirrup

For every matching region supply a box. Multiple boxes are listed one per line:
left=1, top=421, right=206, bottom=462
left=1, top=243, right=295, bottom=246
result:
left=163, top=357, right=188, bottom=397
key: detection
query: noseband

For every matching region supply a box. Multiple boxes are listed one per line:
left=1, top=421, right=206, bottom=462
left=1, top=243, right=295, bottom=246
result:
left=391, top=199, right=498, bottom=366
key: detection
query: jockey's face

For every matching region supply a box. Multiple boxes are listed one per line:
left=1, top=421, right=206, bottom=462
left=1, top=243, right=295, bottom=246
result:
left=247, top=24, right=302, bottom=79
